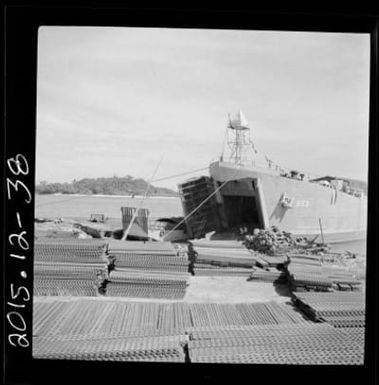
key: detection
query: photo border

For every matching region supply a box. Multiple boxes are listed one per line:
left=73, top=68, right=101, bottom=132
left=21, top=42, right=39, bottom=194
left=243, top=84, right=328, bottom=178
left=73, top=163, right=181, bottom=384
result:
left=4, top=5, right=378, bottom=385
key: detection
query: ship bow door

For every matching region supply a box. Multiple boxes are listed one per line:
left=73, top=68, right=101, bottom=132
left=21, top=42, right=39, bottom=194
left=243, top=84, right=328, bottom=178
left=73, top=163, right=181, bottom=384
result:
left=220, top=177, right=267, bottom=232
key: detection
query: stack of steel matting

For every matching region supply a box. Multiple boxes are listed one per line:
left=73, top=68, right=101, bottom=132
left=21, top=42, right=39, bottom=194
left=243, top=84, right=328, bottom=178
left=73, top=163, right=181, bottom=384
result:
left=36, top=299, right=359, bottom=363
left=108, top=240, right=177, bottom=253
left=34, top=281, right=99, bottom=297
left=106, top=240, right=189, bottom=299
left=188, top=323, right=364, bottom=364
left=33, top=299, right=189, bottom=362
left=33, top=300, right=190, bottom=337
left=33, top=300, right=306, bottom=341
left=33, top=335, right=187, bottom=362
left=191, top=240, right=256, bottom=268
left=292, top=292, right=365, bottom=327
left=248, top=267, right=286, bottom=283
left=107, top=255, right=187, bottom=271
left=106, top=268, right=189, bottom=299
left=187, top=302, right=308, bottom=328
left=191, top=240, right=244, bottom=249
left=34, top=239, right=107, bottom=264
left=34, top=258, right=107, bottom=297
left=321, top=266, right=361, bottom=289
left=286, top=258, right=333, bottom=291
left=108, top=240, right=188, bottom=272
left=33, top=299, right=313, bottom=362
left=34, top=262, right=106, bottom=279
left=286, top=257, right=362, bottom=291
left=194, top=264, right=251, bottom=277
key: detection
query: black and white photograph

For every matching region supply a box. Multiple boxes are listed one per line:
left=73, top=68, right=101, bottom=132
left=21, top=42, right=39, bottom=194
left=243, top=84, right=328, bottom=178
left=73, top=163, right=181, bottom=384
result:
left=31, top=25, right=370, bottom=366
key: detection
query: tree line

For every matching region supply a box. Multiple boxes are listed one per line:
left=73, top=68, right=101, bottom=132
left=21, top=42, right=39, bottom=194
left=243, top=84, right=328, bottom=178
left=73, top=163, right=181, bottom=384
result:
left=36, top=175, right=178, bottom=197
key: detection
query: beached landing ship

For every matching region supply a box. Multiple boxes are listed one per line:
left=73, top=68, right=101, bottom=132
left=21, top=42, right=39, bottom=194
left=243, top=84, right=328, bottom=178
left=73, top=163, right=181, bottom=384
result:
left=178, top=110, right=367, bottom=243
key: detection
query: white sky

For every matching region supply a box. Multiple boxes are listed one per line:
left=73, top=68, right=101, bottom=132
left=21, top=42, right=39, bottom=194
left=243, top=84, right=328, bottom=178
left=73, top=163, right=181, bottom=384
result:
left=36, top=27, right=370, bottom=190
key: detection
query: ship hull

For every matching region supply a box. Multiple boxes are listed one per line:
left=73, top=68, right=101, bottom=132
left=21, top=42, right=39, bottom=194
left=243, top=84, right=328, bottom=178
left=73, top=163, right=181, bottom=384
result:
left=209, top=161, right=367, bottom=243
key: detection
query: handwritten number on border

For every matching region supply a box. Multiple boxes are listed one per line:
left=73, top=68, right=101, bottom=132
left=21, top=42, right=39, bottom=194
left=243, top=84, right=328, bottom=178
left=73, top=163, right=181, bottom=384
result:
left=6, top=154, right=31, bottom=349
left=9, top=231, right=29, bottom=250
left=7, top=179, right=32, bottom=203
left=10, top=284, right=30, bottom=302
left=8, top=334, right=29, bottom=348
left=7, top=154, right=29, bottom=175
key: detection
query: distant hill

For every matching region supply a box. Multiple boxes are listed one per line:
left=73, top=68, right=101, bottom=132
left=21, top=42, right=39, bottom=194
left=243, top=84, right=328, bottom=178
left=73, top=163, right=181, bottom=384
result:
left=36, top=176, right=178, bottom=197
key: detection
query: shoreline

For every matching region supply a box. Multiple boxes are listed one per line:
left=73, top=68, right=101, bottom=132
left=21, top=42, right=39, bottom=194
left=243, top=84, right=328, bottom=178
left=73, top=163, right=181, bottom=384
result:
left=36, top=193, right=180, bottom=200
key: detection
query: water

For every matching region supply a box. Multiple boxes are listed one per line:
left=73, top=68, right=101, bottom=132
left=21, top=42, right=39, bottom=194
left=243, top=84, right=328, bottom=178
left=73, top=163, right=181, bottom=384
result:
left=35, top=194, right=183, bottom=220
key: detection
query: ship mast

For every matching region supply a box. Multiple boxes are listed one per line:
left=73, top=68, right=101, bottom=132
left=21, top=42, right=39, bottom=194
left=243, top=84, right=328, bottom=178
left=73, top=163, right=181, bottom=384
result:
left=226, top=109, right=252, bottom=165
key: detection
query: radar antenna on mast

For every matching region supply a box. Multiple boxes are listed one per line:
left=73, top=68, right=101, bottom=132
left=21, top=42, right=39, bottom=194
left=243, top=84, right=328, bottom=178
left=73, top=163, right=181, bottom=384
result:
left=227, top=109, right=253, bottom=165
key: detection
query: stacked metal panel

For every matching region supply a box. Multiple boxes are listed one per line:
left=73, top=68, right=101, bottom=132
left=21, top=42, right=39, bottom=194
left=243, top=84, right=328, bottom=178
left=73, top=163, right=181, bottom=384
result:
left=194, top=265, right=252, bottom=277
left=33, top=300, right=188, bottom=362
left=34, top=337, right=187, bottom=362
left=34, top=239, right=108, bottom=296
left=248, top=267, right=286, bottom=283
left=191, top=240, right=246, bottom=249
left=321, top=266, right=361, bottom=289
left=188, top=323, right=364, bottom=364
left=187, top=302, right=309, bottom=328
left=34, top=262, right=106, bottom=297
left=194, top=249, right=255, bottom=267
left=107, top=240, right=190, bottom=299
left=286, top=257, right=333, bottom=291
left=108, top=240, right=188, bottom=271
left=191, top=241, right=288, bottom=277
left=106, top=269, right=189, bottom=299
left=33, top=301, right=305, bottom=339
left=285, top=255, right=361, bottom=291
left=33, top=298, right=363, bottom=364
left=292, top=292, right=365, bottom=327
left=191, top=240, right=256, bottom=277
left=34, top=239, right=107, bottom=264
